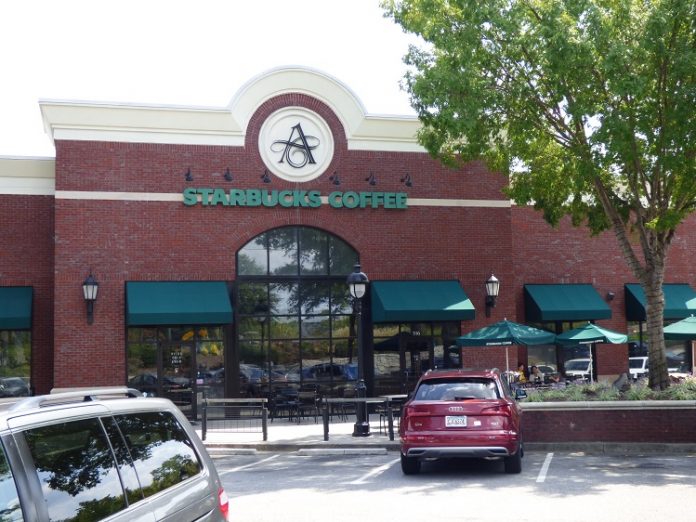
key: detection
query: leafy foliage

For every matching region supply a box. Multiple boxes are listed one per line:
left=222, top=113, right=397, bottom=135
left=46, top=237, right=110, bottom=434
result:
left=383, top=0, right=696, bottom=389
left=524, top=377, right=696, bottom=401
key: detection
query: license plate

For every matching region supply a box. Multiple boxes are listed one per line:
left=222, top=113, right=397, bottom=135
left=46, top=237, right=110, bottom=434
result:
left=445, top=415, right=467, bottom=427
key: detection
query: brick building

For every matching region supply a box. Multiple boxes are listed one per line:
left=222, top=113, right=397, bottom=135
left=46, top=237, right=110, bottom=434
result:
left=1, top=67, right=694, bottom=413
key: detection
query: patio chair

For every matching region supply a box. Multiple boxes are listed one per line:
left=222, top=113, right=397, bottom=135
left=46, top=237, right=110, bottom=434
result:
left=296, top=390, right=319, bottom=423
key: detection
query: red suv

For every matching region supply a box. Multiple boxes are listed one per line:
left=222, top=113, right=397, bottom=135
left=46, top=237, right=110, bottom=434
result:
left=399, top=368, right=526, bottom=475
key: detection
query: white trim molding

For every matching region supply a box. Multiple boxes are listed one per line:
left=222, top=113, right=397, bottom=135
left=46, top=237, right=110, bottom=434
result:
left=40, top=66, right=424, bottom=152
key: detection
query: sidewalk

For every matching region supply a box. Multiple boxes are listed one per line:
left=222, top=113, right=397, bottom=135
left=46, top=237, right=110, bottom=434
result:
left=195, top=417, right=696, bottom=456
left=196, top=418, right=399, bottom=455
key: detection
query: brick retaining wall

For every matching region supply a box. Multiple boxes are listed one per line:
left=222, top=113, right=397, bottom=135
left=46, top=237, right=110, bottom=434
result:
left=522, top=401, right=696, bottom=443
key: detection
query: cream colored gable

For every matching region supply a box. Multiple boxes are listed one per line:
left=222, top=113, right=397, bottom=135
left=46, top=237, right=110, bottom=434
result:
left=40, top=66, right=423, bottom=152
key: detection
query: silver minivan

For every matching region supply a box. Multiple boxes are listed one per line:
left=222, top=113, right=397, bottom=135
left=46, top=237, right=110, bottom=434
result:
left=0, top=387, right=230, bottom=521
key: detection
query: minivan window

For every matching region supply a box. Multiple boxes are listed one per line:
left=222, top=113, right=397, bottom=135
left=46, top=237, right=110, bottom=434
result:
left=24, top=418, right=126, bottom=522
left=0, top=442, right=23, bottom=521
left=114, top=411, right=201, bottom=498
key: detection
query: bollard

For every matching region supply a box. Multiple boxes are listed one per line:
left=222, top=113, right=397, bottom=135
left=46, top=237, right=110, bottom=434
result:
left=387, top=406, right=394, bottom=441
left=262, top=407, right=268, bottom=441
left=322, top=403, right=329, bottom=441
left=202, top=401, right=207, bottom=441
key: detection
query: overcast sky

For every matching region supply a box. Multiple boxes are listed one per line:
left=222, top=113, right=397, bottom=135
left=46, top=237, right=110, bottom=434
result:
left=0, top=0, right=420, bottom=157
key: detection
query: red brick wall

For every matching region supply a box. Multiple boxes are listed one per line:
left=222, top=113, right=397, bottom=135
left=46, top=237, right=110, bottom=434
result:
left=524, top=406, right=696, bottom=443
left=511, top=208, right=696, bottom=377
left=0, top=195, right=54, bottom=393
left=50, top=94, right=513, bottom=387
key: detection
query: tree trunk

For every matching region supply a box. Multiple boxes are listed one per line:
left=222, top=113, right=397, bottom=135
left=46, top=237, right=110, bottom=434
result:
left=644, top=276, right=670, bottom=390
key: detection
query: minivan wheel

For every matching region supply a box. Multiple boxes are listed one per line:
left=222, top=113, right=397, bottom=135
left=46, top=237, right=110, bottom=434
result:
left=504, top=446, right=522, bottom=474
left=401, top=453, right=421, bottom=475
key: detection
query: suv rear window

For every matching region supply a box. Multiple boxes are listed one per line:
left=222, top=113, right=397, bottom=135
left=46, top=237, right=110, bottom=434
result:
left=414, top=378, right=500, bottom=400
left=22, top=410, right=203, bottom=521
left=114, top=411, right=202, bottom=499
left=0, top=443, right=22, bottom=521
left=24, top=418, right=127, bottom=522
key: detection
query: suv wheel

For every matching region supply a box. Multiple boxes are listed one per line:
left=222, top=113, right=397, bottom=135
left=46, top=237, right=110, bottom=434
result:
left=504, top=445, right=522, bottom=474
left=401, top=453, right=421, bottom=475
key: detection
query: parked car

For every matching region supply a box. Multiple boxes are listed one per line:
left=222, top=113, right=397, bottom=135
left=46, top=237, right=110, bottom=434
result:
left=0, top=377, right=29, bottom=397
left=629, top=356, right=649, bottom=380
left=0, top=387, right=230, bottom=521
left=399, top=368, right=526, bottom=475
left=564, top=358, right=592, bottom=380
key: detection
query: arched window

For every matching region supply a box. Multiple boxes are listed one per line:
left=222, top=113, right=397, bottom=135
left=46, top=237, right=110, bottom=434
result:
left=235, top=227, right=359, bottom=397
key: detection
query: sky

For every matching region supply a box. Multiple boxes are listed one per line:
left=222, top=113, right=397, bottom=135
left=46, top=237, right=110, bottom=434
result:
left=0, top=0, right=421, bottom=157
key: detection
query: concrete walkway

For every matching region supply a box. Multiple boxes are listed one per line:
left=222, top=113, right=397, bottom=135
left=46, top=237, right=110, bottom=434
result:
left=196, top=417, right=696, bottom=456
left=197, top=418, right=399, bottom=455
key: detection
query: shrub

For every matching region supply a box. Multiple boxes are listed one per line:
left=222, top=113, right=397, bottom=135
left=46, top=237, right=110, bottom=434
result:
left=521, top=376, right=696, bottom=402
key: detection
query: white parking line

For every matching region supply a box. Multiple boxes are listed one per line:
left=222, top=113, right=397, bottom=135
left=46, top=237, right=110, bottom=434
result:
left=536, top=452, right=554, bottom=483
left=219, top=454, right=280, bottom=475
left=346, top=458, right=400, bottom=485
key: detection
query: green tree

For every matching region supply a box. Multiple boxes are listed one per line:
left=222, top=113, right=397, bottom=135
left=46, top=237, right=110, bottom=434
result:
left=384, top=0, right=696, bottom=389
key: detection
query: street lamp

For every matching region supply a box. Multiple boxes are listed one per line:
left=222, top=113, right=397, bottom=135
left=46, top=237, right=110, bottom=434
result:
left=347, top=263, right=370, bottom=437
left=82, top=273, right=99, bottom=325
left=485, top=273, right=500, bottom=318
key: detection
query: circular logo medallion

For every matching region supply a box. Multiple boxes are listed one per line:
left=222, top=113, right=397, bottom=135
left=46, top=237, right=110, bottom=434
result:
left=258, top=107, right=334, bottom=182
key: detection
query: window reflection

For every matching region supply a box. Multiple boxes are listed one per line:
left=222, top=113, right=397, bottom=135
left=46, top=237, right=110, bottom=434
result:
left=236, top=226, right=359, bottom=397
left=0, top=442, right=23, bottom=521
left=114, top=412, right=201, bottom=499
left=25, top=419, right=126, bottom=522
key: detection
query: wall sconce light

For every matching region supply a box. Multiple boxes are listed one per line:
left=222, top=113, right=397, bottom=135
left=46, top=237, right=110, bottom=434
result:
left=261, top=169, right=271, bottom=183
left=329, top=171, right=340, bottom=185
left=82, top=273, right=99, bottom=325
left=400, top=174, right=413, bottom=187
left=365, top=172, right=377, bottom=186
left=606, top=291, right=615, bottom=302
left=485, top=273, right=500, bottom=318
left=224, top=168, right=233, bottom=181
left=185, top=168, right=193, bottom=182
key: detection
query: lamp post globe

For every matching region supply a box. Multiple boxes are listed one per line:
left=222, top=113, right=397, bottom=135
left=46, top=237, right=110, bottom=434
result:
left=347, top=263, right=370, bottom=437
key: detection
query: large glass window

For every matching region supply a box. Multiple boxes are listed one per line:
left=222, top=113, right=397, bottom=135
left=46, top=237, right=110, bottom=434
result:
left=0, top=331, right=31, bottom=396
left=236, top=227, right=357, bottom=397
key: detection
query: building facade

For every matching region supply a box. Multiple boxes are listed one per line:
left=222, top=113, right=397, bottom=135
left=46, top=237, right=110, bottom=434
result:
left=1, top=67, right=695, bottom=412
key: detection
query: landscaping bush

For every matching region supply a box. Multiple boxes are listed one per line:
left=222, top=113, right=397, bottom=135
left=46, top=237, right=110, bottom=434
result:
left=523, top=376, right=696, bottom=402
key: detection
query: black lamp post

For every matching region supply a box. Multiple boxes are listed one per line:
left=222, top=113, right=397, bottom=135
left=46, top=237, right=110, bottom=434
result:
left=82, top=273, right=99, bottom=325
left=485, top=273, right=500, bottom=318
left=347, top=263, right=370, bottom=437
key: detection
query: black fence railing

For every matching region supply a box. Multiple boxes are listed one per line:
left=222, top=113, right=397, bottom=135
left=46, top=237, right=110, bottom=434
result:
left=201, top=398, right=268, bottom=441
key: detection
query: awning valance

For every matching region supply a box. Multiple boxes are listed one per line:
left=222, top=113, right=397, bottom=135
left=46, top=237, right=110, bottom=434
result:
left=524, top=284, right=611, bottom=322
left=0, top=287, right=32, bottom=330
left=371, top=280, right=475, bottom=323
left=126, top=281, right=233, bottom=326
left=624, top=283, right=696, bottom=321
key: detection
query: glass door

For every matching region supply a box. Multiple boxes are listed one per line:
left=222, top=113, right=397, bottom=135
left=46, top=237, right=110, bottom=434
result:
left=162, top=342, right=196, bottom=419
left=401, top=337, right=432, bottom=393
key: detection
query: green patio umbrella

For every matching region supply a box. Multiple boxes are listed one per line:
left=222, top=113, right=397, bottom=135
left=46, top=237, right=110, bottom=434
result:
left=663, top=315, right=696, bottom=340
left=455, top=319, right=556, bottom=371
left=556, top=322, right=628, bottom=381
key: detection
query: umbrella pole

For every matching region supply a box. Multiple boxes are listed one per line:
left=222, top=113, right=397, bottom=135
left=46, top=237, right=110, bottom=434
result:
left=505, top=346, right=509, bottom=373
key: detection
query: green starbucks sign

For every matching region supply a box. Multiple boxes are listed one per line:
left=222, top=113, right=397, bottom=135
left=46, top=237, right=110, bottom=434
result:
left=183, top=187, right=408, bottom=209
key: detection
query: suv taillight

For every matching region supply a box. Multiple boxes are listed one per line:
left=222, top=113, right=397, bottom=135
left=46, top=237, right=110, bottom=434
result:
left=218, top=487, right=230, bottom=521
left=481, top=403, right=512, bottom=417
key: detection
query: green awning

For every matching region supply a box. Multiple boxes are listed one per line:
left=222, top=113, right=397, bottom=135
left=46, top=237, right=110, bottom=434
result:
left=126, top=281, right=233, bottom=326
left=371, top=280, right=475, bottom=323
left=0, top=287, right=32, bottom=330
left=524, top=284, right=611, bottom=322
left=625, top=283, right=696, bottom=321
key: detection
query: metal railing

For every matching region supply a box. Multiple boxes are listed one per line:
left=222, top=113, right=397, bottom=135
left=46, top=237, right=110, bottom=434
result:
left=321, top=397, right=402, bottom=441
left=201, top=398, right=268, bottom=441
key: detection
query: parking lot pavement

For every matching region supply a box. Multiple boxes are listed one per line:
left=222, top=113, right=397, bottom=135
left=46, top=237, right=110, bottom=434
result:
left=216, top=451, right=696, bottom=522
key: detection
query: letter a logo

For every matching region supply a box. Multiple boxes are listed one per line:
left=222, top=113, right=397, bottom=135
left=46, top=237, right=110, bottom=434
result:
left=271, top=123, right=319, bottom=169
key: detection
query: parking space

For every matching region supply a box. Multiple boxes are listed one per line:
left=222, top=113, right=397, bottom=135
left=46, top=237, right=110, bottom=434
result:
left=214, top=450, right=696, bottom=521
